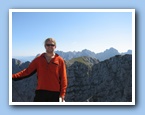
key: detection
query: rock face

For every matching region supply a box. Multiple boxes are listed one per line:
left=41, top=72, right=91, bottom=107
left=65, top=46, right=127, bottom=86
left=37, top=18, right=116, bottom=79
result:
left=12, top=59, right=37, bottom=102
left=12, top=54, right=132, bottom=102
left=88, top=55, right=132, bottom=102
left=65, top=56, right=99, bottom=102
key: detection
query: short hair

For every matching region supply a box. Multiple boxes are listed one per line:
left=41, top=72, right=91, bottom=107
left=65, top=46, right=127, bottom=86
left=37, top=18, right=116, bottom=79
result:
left=44, top=38, right=56, bottom=46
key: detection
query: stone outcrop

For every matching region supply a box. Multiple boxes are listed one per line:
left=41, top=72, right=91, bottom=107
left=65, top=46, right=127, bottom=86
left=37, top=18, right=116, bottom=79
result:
left=12, top=54, right=132, bottom=102
left=88, top=54, right=132, bottom=102
left=12, top=59, right=37, bottom=102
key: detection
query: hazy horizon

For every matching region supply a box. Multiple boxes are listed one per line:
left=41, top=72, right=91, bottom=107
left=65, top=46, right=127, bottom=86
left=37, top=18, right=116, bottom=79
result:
left=12, top=47, right=132, bottom=57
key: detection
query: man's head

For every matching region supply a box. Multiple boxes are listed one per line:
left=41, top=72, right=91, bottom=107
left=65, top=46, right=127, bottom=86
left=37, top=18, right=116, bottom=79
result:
left=44, top=38, right=56, bottom=53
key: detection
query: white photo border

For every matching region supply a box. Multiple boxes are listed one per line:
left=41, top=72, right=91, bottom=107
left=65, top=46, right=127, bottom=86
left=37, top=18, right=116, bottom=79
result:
left=9, top=9, right=135, bottom=105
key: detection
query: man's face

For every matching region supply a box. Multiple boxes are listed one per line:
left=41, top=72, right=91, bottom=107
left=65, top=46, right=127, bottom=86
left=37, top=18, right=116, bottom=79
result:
left=45, top=41, right=56, bottom=53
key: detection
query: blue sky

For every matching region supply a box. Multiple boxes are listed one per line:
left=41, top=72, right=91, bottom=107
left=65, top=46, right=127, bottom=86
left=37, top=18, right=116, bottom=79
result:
left=12, top=10, right=133, bottom=56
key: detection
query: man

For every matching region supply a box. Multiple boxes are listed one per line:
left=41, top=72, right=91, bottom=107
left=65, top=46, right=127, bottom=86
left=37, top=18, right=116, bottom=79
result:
left=12, top=38, right=67, bottom=102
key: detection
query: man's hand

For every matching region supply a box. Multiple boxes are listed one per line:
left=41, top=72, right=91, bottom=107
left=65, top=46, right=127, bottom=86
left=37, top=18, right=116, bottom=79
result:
left=59, top=96, right=65, bottom=102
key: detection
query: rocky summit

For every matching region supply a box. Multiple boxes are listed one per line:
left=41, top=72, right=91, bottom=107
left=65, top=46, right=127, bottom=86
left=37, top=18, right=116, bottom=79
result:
left=12, top=54, right=132, bottom=102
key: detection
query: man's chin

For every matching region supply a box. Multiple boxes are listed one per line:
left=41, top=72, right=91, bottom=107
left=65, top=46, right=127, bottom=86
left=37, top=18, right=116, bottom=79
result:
left=46, top=50, right=54, bottom=53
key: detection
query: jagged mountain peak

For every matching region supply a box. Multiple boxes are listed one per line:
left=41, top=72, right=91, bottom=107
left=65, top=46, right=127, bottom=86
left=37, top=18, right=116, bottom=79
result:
left=102, top=47, right=119, bottom=53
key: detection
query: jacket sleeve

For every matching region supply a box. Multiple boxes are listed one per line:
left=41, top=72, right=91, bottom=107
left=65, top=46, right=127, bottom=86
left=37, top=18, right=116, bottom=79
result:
left=59, top=59, right=68, bottom=98
left=12, top=58, right=37, bottom=79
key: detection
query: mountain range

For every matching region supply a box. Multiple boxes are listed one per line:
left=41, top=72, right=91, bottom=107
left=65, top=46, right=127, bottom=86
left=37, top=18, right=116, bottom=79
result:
left=13, top=47, right=132, bottom=62
left=12, top=54, right=132, bottom=102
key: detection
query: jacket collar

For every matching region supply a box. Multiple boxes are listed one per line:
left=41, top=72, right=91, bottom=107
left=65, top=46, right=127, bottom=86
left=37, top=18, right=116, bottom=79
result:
left=41, top=53, right=60, bottom=64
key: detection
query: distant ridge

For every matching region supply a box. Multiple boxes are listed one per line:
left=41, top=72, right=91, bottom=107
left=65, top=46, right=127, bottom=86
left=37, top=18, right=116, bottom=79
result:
left=13, top=47, right=132, bottom=62
left=56, top=47, right=131, bottom=61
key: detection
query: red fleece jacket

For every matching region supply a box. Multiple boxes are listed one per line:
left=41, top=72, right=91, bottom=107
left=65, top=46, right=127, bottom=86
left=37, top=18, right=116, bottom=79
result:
left=12, top=53, right=67, bottom=97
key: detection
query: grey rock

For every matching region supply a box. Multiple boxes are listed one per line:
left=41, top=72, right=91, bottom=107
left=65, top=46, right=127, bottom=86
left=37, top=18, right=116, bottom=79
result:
left=12, top=54, right=132, bottom=102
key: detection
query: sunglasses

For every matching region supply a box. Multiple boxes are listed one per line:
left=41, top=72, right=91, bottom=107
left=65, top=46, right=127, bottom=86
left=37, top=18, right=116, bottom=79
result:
left=45, top=44, right=55, bottom=47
